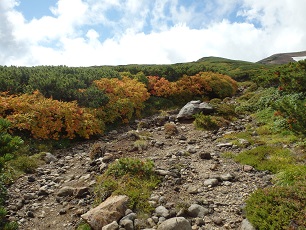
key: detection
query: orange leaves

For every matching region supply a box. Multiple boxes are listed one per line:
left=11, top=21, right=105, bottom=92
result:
left=0, top=91, right=103, bottom=139
left=94, top=77, right=150, bottom=123
left=147, top=72, right=237, bottom=99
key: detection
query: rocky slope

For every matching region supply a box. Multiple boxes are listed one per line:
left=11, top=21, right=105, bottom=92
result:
left=6, top=112, right=271, bottom=230
left=257, top=50, right=306, bottom=65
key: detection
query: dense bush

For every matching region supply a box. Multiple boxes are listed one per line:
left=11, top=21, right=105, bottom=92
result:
left=94, top=77, right=150, bottom=123
left=246, top=184, right=305, bottom=229
left=147, top=72, right=237, bottom=103
left=0, top=91, right=103, bottom=139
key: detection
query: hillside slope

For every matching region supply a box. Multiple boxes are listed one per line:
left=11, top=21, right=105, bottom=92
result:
left=257, top=50, right=306, bottom=65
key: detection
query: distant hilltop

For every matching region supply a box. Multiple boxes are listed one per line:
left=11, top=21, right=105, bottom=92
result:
left=257, top=50, right=306, bottom=65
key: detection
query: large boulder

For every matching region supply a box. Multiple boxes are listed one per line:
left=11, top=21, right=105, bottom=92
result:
left=157, top=217, right=192, bottom=230
left=81, top=195, right=129, bottom=230
left=176, top=100, right=214, bottom=120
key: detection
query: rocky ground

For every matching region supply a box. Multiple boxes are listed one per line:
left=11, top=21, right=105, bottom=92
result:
left=6, top=112, right=272, bottom=230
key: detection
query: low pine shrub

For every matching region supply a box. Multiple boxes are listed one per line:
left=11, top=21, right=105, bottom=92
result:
left=246, top=184, right=306, bottom=229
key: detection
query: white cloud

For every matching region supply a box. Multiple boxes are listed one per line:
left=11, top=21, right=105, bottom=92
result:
left=0, top=0, right=306, bottom=66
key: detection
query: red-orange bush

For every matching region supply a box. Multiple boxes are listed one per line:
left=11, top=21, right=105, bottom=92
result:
left=94, top=77, right=150, bottom=123
left=147, top=72, right=237, bottom=99
left=0, top=91, right=103, bottom=139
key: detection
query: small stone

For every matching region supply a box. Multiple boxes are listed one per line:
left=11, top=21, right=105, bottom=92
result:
left=203, top=178, right=219, bottom=187
left=102, top=221, right=119, bottom=230
left=57, top=186, right=74, bottom=197
left=199, top=152, right=212, bottom=160
left=187, top=186, right=199, bottom=194
left=147, top=218, right=156, bottom=227
left=27, top=176, right=36, bottom=182
left=43, top=152, right=57, bottom=163
left=26, top=211, right=35, bottom=218
left=59, top=209, right=67, bottom=215
left=187, top=204, right=209, bottom=218
left=74, top=187, right=90, bottom=198
left=119, top=218, right=134, bottom=230
left=243, top=165, right=254, bottom=172
left=212, top=216, right=223, bottom=225
left=155, top=206, right=169, bottom=218
left=220, top=173, right=235, bottom=181
left=240, top=219, right=256, bottom=230
left=157, top=217, right=192, bottom=230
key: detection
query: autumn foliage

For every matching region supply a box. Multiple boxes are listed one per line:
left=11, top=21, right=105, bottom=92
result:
left=94, top=76, right=150, bottom=123
left=0, top=91, right=103, bottom=139
left=148, top=72, right=237, bottom=100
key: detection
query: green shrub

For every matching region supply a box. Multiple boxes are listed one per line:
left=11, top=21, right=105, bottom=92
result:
left=234, top=145, right=294, bottom=173
left=274, top=165, right=306, bottom=186
left=246, top=185, right=306, bottom=229
left=274, top=94, right=306, bottom=135
left=95, top=158, right=160, bottom=213
left=193, top=114, right=220, bottom=130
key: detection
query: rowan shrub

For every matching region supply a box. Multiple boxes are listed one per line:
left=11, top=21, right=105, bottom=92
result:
left=0, top=91, right=103, bottom=139
left=94, top=77, right=150, bottom=123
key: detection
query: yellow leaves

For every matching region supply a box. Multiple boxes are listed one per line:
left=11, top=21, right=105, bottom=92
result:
left=0, top=91, right=103, bottom=139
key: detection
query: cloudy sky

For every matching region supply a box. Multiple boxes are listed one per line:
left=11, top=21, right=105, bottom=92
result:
left=0, top=0, right=306, bottom=66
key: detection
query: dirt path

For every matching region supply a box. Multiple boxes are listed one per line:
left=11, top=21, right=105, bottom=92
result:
left=6, top=115, right=271, bottom=229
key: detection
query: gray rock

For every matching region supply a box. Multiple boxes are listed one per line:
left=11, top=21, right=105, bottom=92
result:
left=187, top=204, right=209, bottom=218
left=38, top=186, right=49, bottom=196
left=26, top=211, right=35, bottom=218
left=102, top=221, right=119, bottom=230
left=212, top=216, right=223, bottom=225
left=157, top=217, right=192, bottom=230
left=187, top=186, right=199, bottom=194
left=204, top=178, right=219, bottom=187
left=81, top=195, right=128, bottom=230
left=121, top=212, right=137, bottom=221
left=177, top=101, right=214, bottom=120
left=74, top=187, right=90, bottom=198
left=155, top=206, right=170, bottom=218
left=119, top=218, right=134, bottom=230
left=240, top=219, right=256, bottom=230
left=220, top=173, right=235, bottom=181
left=57, top=186, right=75, bottom=197
left=43, top=152, right=57, bottom=163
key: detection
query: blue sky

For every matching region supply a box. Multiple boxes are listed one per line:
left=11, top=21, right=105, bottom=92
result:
left=1, top=0, right=306, bottom=66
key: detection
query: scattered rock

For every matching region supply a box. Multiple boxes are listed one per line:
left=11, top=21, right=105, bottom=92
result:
left=240, top=219, right=256, bottom=230
left=177, top=100, right=214, bottom=120
left=203, top=178, right=219, bottom=187
left=43, top=152, right=57, bottom=163
left=81, top=195, right=129, bottom=230
left=155, top=206, right=170, bottom=218
left=57, top=186, right=75, bottom=197
left=157, top=217, right=192, bottom=230
left=102, top=221, right=119, bottom=230
left=187, top=204, right=209, bottom=218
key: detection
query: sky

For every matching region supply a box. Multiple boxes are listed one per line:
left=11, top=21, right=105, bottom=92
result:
left=0, top=0, right=306, bottom=67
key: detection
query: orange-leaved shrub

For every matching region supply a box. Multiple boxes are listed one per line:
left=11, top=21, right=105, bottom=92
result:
left=94, top=76, right=150, bottom=123
left=147, top=72, right=238, bottom=100
left=0, top=91, right=103, bottom=139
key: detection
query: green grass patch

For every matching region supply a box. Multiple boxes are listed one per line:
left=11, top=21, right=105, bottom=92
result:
left=94, top=158, right=160, bottom=214
left=234, top=145, right=294, bottom=173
